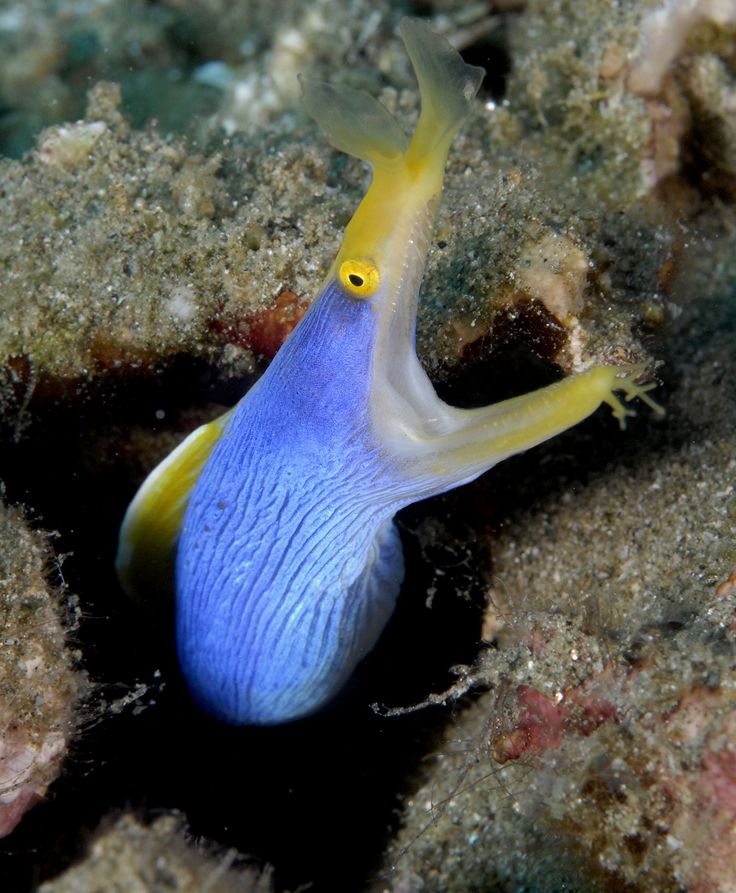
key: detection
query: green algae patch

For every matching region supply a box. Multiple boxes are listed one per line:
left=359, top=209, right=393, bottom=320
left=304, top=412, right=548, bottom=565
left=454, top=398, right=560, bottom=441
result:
left=0, top=81, right=347, bottom=398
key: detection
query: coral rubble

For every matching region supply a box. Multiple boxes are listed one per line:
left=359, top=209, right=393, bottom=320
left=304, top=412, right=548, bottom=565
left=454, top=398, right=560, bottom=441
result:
left=0, top=502, right=84, bottom=839
left=37, top=812, right=272, bottom=893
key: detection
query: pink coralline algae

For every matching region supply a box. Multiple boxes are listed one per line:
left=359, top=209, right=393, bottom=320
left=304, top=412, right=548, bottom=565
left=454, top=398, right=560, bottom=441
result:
left=0, top=505, right=83, bottom=839
left=0, top=734, right=66, bottom=837
left=491, top=683, right=618, bottom=764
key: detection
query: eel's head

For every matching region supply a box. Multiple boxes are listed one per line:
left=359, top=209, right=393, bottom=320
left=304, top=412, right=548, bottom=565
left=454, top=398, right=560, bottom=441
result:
left=302, top=18, right=484, bottom=454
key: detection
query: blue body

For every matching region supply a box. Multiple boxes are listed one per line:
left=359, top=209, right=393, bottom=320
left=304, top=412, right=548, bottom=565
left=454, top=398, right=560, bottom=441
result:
left=176, top=282, right=409, bottom=724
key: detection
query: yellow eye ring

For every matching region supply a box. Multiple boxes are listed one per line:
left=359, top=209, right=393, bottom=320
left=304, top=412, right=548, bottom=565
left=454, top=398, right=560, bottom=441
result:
left=338, top=258, right=380, bottom=299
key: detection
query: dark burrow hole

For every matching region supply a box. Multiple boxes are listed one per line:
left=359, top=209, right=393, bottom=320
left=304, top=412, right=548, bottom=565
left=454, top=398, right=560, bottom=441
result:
left=460, top=31, right=513, bottom=102
left=433, top=299, right=568, bottom=410
left=0, top=333, right=664, bottom=892
left=404, top=8, right=514, bottom=101
left=0, top=358, right=489, bottom=893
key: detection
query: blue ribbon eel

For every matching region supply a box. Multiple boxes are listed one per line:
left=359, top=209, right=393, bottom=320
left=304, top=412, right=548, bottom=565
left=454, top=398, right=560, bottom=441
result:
left=116, top=19, right=662, bottom=725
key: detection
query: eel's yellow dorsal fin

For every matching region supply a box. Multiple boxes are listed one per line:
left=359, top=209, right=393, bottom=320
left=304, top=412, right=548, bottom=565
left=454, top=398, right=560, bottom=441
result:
left=300, top=78, right=409, bottom=168
left=115, top=409, right=233, bottom=602
left=401, top=18, right=485, bottom=166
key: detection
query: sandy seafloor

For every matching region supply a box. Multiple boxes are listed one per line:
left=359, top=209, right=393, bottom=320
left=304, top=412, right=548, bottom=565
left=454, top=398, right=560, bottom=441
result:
left=0, top=1, right=735, bottom=891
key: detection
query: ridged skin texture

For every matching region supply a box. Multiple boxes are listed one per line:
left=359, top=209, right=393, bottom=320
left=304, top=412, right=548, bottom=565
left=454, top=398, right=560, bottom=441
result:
left=176, top=282, right=408, bottom=724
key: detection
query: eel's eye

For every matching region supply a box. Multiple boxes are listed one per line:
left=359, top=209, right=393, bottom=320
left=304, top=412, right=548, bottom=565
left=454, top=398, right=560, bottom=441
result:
left=338, top=258, right=380, bottom=299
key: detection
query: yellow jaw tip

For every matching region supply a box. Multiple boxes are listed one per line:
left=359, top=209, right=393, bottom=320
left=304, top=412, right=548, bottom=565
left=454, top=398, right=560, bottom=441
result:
left=603, top=365, right=665, bottom=430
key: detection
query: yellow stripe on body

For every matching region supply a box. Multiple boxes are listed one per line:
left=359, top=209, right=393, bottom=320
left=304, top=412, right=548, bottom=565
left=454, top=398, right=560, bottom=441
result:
left=116, top=410, right=232, bottom=602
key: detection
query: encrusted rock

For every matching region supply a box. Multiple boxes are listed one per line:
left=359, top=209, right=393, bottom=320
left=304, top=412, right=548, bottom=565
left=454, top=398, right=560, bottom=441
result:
left=38, top=812, right=273, bottom=893
left=0, top=501, right=84, bottom=838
